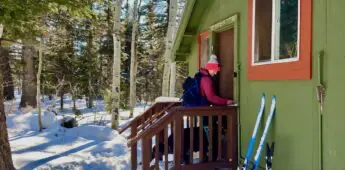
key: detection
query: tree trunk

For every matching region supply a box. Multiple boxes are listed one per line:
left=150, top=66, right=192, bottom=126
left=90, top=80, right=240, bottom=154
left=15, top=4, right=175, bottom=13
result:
left=0, top=61, right=15, bottom=170
left=129, top=0, right=140, bottom=118
left=36, top=40, right=43, bottom=131
left=60, top=94, right=64, bottom=110
left=87, top=84, right=93, bottom=108
left=87, top=20, right=94, bottom=109
left=162, top=0, right=177, bottom=97
left=111, top=0, right=123, bottom=130
left=0, top=24, right=3, bottom=38
left=169, top=61, right=176, bottom=97
left=0, top=47, right=14, bottom=101
left=20, top=46, right=37, bottom=108
left=72, top=96, right=76, bottom=111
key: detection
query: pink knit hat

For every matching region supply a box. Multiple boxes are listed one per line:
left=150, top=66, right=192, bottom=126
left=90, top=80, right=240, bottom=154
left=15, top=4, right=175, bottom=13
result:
left=205, top=54, right=220, bottom=71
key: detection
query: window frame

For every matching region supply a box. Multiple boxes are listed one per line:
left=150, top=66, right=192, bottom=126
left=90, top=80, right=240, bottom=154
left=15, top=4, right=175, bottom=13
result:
left=198, top=31, right=210, bottom=68
left=252, top=0, right=301, bottom=65
left=247, top=0, right=312, bottom=80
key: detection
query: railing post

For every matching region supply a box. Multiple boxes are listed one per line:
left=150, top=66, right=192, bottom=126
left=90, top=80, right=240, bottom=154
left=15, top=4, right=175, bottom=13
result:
left=217, top=115, right=222, bottom=161
left=164, top=127, right=169, bottom=170
left=226, top=112, right=232, bottom=162
left=174, top=114, right=182, bottom=170
left=131, top=122, right=137, bottom=170
left=199, top=116, right=204, bottom=162
left=231, top=109, right=238, bottom=168
left=142, top=136, right=151, bottom=170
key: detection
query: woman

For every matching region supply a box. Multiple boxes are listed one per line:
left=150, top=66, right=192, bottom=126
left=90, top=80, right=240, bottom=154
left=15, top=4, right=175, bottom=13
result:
left=200, top=54, right=233, bottom=105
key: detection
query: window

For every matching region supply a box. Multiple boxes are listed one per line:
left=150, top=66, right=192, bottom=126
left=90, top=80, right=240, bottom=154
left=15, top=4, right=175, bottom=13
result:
left=247, top=0, right=311, bottom=80
left=198, top=32, right=210, bottom=68
left=253, top=0, right=299, bottom=64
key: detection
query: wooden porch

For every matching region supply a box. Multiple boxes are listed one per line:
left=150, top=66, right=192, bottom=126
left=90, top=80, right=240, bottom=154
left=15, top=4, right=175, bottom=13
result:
left=120, top=102, right=238, bottom=170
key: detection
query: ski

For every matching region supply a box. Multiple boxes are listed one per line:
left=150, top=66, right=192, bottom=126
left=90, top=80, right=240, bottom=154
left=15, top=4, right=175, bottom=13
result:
left=265, top=142, right=275, bottom=170
left=252, top=96, right=276, bottom=170
left=241, top=94, right=266, bottom=170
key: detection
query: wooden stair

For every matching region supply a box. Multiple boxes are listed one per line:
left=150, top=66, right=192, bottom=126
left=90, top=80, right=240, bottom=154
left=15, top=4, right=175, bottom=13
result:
left=126, top=102, right=238, bottom=170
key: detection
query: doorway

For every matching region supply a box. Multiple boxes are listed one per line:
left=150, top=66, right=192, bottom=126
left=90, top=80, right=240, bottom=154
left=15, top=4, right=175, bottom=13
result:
left=216, top=29, right=235, bottom=100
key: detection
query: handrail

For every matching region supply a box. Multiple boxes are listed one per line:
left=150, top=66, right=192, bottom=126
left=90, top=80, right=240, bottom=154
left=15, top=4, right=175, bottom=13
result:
left=119, top=101, right=180, bottom=134
left=127, top=106, right=237, bottom=147
left=136, top=108, right=169, bottom=133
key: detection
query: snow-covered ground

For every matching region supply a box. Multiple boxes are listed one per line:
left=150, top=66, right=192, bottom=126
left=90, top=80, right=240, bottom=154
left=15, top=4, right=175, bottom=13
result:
left=5, top=91, right=150, bottom=170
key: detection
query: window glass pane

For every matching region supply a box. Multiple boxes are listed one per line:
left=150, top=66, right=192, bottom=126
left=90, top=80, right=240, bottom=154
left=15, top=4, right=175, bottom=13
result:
left=279, top=0, right=298, bottom=59
left=254, top=0, right=272, bottom=63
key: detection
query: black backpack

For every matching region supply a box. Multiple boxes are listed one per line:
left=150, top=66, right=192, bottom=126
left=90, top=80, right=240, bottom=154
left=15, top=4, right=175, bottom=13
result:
left=181, top=70, right=209, bottom=107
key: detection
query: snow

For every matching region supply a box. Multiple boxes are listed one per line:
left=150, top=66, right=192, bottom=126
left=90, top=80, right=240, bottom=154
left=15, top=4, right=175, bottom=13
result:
left=6, top=111, right=60, bottom=132
left=5, top=91, right=148, bottom=170
left=154, top=96, right=181, bottom=103
left=64, top=125, right=119, bottom=141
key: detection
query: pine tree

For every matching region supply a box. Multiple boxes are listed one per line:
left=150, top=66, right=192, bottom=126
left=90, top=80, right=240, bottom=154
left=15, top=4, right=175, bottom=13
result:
left=20, top=46, right=37, bottom=109
left=0, top=47, right=14, bottom=100
left=0, top=48, right=15, bottom=170
left=135, top=0, right=169, bottom=103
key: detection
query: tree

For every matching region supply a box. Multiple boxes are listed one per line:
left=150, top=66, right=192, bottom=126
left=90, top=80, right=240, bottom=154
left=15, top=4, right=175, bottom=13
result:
left=0, top=47, right=14, bottom=100
left=37, top=37, right=44, bottom=131
left=169, top=61, right=176, bottom=97
left=20, top=46, right=37, bottom=108
left=0, top=89, right=15, bottom=170
left=161, top=0, right=177, bottom=96
left=1, top=0, right=90, bottom=109
left=0, top=26, right=15, bottom=170
left=129, top=0, right=142, bottom=118
left=111, top=0, right=123, bottom=130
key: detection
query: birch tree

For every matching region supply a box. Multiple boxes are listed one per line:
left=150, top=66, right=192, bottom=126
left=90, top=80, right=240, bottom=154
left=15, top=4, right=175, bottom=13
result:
left=37, top=37, right=44, bottom=131
left=0, top=24, right=3, bottom=38
left=129, top=0, right=141, bottom=118
left=111, top=0, right=123, bottom=130
left=169, top=61, right=176, bottom=97
left=162, top=0, right=177, bottom=97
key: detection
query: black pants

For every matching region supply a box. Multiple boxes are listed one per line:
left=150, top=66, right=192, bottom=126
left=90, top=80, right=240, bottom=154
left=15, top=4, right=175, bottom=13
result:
left=151, top=126, right=209, bottom=164
left=202, top=116, right=227, bottom=161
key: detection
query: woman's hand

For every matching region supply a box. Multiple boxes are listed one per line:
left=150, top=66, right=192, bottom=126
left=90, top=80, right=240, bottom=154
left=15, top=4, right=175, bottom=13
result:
left=227, top=100, right=233, bottom=105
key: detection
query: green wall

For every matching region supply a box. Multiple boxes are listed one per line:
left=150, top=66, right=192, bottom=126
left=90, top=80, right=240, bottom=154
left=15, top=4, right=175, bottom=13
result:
left=182, top=0, right=345, bottom=169
left=321, top=1, right=345, bottom=169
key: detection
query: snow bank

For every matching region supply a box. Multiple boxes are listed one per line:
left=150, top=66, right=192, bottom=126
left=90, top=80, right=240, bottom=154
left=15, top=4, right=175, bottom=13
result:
left=154, top=96, right=180, bottom=103
left=65, top=125, right=120, bottom=141
left=7, top=110, right=60, bottom=132
left=7, top=93, right=135, bottom=170
left=4, top=99, right=17, bottom=115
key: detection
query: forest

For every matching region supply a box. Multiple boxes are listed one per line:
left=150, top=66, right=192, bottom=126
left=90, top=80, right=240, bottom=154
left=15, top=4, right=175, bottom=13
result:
left=0, top=0, right=186, bottom=169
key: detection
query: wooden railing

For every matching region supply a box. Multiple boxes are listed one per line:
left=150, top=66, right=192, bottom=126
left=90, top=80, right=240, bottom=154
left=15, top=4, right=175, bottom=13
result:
left=127, top=105, right=238, bottom=170
left=119, top=101, right=180, bottom=169
left=119, top=102, right=181, bottom=136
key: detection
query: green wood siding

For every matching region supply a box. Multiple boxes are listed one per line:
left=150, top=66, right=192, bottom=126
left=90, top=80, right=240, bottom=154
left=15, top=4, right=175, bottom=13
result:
left=180, top=0, right=345, bottom=169
left=322, top=1, right=345, bottom=170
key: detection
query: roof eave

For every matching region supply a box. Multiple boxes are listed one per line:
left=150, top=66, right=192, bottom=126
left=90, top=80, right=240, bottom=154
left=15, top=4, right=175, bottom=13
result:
left=172, top=0, right=196, bottom=61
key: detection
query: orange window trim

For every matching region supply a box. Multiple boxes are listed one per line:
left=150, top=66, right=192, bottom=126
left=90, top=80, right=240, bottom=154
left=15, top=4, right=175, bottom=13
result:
left=247, top=0, right=312, bottom=80
left=198, top=31, right=209, bottom=68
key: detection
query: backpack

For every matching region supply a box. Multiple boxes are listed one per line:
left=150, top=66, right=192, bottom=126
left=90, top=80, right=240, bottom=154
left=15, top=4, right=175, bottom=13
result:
left=181, top=70, right=209, bottom=107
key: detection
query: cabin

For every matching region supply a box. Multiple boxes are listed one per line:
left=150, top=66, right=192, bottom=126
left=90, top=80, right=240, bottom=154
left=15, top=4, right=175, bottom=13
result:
left=124, top=0, right=345, bottom=169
